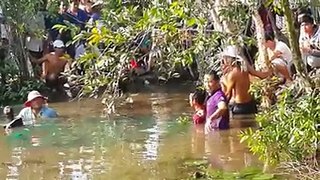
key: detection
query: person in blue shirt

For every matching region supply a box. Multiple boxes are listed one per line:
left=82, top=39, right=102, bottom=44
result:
left=16, top=90, right=58, bottom=126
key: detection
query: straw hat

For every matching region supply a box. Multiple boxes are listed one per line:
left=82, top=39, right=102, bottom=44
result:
left=24, top=91, right=48, bottom=107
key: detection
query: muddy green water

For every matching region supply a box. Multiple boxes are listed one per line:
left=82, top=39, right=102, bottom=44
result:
left=0, top=89, right=261, bottom=179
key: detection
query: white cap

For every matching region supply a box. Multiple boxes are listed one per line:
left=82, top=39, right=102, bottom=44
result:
left=53, top=40, right=65, bottom=48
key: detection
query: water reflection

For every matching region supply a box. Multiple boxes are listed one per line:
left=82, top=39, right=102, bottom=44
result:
left=0, top=91, right=261, bottom=179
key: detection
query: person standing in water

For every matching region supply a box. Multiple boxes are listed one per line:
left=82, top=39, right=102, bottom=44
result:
left=204, top=70, right=229, bottom=133
left=4, top=91, right=58, bottom=133
left=35, top=40, right=71, bottom=91
left=16, top=91, right=58, bottom=126
left=189, top=89, right=206, bottom=124
left=220, top=45, right=272, bottom=115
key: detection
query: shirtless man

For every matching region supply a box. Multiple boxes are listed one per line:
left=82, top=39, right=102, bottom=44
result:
left=220, top=45, right=272, bottom=115
left=35, top=40, right=71, bottom=91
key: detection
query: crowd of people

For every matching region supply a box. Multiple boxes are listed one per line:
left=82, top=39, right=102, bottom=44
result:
left=2, top=2, right=320, bottom=134
left=189, top=8, right=320, bottom=133
left=3, top=0, right=103, bottom=92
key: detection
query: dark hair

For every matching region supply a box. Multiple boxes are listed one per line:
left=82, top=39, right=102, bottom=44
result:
left=206, top=70, right=220, bottom=81
left=265, top=32, right=275, bottom=41
left=192, top=89, right=206, bottom=105
left=299, top=14, right=314, bottom=25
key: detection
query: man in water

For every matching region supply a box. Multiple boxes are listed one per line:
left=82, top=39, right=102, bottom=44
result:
left=4, top=91, right=57, bottom=131
left=220, top=45, right=272, bottom=115
left=35, top=40, right=71, bottom=91
left=204, top=70, right=229, bottom=133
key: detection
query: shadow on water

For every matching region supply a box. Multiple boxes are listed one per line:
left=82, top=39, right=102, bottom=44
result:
left=0, top=85, right=260, bottom=179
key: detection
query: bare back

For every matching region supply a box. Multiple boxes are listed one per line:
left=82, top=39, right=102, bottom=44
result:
left=225, top=68, right=253, bottom=104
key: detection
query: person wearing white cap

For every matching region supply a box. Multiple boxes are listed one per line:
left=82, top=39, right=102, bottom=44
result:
left=34, top=40, right=71, bottom=91
left=6, top=91, right=57, bottom=128
left=220, top=45, right=272, bottom=115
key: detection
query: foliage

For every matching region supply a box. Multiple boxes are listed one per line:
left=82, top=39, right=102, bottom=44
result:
left=176, top=115, right=191, bottom=125
left=182, top=159, right=278, bottom=180
left=240, top=89, right=320, bottom=166
left=61, top=0, right=258, bottom=100
left=0, top=79, right=48, bottom=106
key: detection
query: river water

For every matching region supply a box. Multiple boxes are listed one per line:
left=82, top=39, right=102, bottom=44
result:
left=0, top=86, right=261, bottom=179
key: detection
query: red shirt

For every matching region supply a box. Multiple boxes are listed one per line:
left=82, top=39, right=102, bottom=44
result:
left=193, top=109, right=205, bottom=124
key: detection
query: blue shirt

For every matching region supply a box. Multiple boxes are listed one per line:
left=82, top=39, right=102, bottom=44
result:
left=17, top=106, right=58, bottom=125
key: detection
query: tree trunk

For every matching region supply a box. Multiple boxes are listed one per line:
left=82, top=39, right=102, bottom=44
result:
left=208, top=0, right=224, bottom=32
left=281, top=0, right=314, bottom=88
left=252, top=9, right=270, bottom=70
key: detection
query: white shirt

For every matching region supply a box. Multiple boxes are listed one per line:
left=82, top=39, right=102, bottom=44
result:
left=299, top=26, right=320, bottom=51
left=17, top=107, right=36, bottom=126
left=274, top=41, right=293, bottom=64
left=0, top=7, right=8, bottom=40
left=25, top=11, right=45, bottom=52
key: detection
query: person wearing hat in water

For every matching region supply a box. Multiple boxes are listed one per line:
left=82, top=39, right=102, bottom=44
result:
left=4, top=90, right=57, bottom=131
left=35, top=40, right=71, bottom=91
left=220, top=45, right=272, bottom=115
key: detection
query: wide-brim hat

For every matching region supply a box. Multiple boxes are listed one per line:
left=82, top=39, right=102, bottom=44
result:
left=24, top=90, right=48, bottom=107
left=220, top=45, right=242, bottom=60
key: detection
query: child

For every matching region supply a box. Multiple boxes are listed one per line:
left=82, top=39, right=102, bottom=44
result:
left=189, top=89, right=206, bottom=124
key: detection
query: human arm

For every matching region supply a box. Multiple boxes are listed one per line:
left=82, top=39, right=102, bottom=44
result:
left=205, top=100, right=228, bottom=133
left=189, top=93, right=194, bottom=108
left=247, top=63, right=272, bottom=79
left=224, top=73, right=235, bottom=101
left=270, top=50, right=282, bottom=61
left=207, top=101, right=228, bottom=122
left=34, top=54, right=48, bottom=64
left=41, top=61, right=48, bottom=79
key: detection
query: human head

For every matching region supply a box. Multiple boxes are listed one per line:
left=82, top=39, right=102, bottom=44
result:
left=24, top=91, right=48, bottom=109
left=3, top=106, right=14, bottom=121
left=60, top=0, right=69, bottom=13
left=191, top=89, right=206, bottom=107
left=85, top=1, right=93, bottom=13
left=204, top=70, right=220, bottom=93
left=220, top=45, right=242, bottom=71
left=53, top=40, right=65, bottom=54
left=70, top=0, right=80, bottom=11
left=264, top=32, right=276, bottom=50
left=300, top=15, right=315, bottom=35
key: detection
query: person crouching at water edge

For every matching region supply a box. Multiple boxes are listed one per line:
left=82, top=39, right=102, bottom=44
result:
left=5, top=91, right=58, bottom=131
left=189, top=89, right=206, bottom=124
left=204, top=71, right=229, bottom=134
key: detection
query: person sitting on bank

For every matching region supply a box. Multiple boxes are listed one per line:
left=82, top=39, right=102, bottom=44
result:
left=299, top=15, right=320, bottom=70
left=204, top=70, right=229, bottom=134
left=220, top=45, right=272, bottom=115
left=35, top=40, right=71, bottom=91
left=189, top=89, right=206, bottom=124
left=265, top=33, right=293, bottom=82
left=16, top=90, right=58, bottom=126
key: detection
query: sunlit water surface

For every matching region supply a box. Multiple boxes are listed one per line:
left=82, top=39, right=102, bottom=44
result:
left=0, top=88, right=261, bottom=179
